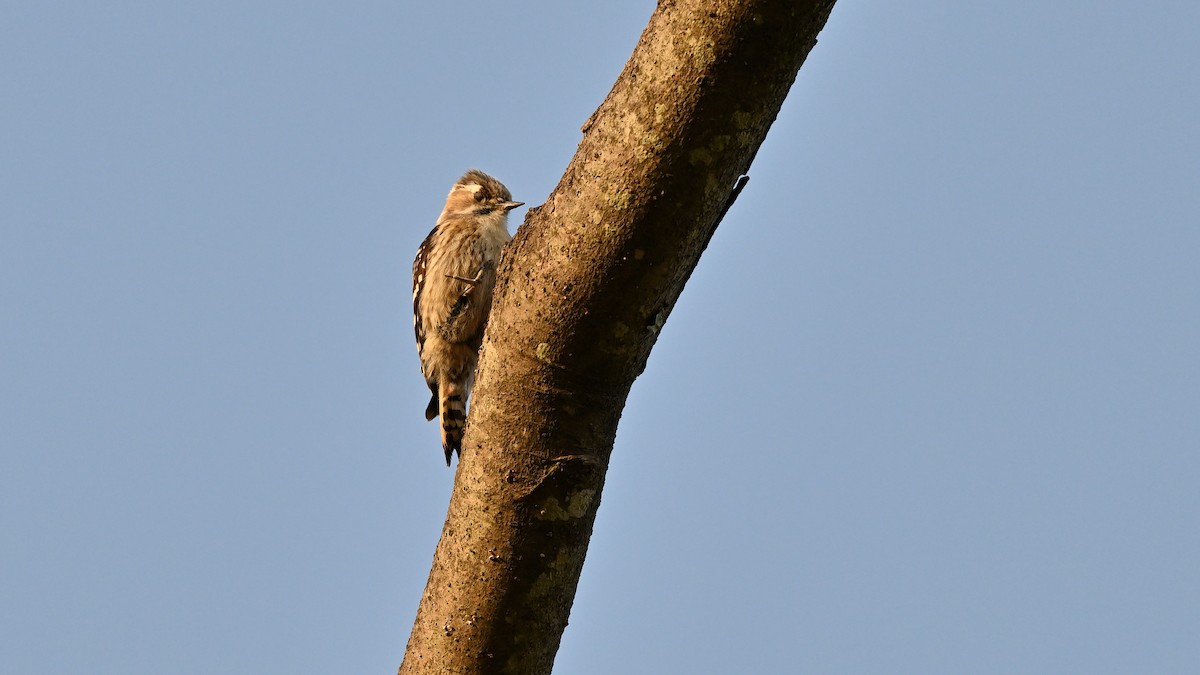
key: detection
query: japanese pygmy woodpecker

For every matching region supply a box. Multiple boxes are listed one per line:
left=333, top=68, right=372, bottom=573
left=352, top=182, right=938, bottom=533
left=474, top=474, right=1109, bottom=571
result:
left=412, top=170, right=522, bottom=465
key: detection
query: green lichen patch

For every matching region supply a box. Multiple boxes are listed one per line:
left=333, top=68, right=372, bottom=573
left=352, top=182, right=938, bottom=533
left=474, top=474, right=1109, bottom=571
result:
left=536, top=490, right=597, bottom=522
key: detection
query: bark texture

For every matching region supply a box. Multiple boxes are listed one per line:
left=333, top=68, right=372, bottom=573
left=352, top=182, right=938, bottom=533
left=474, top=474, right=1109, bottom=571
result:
left=400, top=1, right=836, bottom=672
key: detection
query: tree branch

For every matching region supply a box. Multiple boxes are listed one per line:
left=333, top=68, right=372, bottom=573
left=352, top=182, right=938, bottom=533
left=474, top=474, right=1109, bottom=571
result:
left=400, top=1, right=837, bottom=672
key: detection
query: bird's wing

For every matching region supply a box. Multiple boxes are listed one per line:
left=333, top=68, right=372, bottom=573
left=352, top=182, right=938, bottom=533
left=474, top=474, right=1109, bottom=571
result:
left=412, top=225, right=438, bottom=359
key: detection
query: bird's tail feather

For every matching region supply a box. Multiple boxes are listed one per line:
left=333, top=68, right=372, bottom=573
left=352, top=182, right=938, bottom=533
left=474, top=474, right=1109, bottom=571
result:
left=438, top=381, right=467, bottom=466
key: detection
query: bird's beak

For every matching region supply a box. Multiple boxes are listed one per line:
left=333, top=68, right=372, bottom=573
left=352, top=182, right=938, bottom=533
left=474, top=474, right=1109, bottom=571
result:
left=501, top=201, right=525, bottom=212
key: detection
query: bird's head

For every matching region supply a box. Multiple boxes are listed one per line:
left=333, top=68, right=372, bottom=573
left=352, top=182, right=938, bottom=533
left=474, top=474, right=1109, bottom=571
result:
left=443, top=169, right=523, bottom=220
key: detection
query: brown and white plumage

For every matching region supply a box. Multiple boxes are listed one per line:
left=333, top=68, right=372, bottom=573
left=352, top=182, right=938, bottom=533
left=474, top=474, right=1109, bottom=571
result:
left=413, top=170, right=521, bottom=465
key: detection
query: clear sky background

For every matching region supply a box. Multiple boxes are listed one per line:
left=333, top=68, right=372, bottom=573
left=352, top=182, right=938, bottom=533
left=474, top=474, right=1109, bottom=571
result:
left=3, top=2, right=1197, bottom=673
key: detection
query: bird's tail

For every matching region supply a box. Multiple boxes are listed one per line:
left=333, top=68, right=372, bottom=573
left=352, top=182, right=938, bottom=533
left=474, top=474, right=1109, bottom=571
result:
left=424, top=391, right=438, bottom=422
left=437, top=380, right=468, bottom=466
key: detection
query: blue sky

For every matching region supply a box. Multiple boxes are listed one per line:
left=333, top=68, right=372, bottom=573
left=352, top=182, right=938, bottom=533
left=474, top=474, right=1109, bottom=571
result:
left=3, top=2, right=1197, bottom=673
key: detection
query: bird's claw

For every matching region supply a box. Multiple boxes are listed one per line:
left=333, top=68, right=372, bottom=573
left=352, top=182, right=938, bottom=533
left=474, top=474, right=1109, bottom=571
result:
left=444, top=269, right=484, bottom=291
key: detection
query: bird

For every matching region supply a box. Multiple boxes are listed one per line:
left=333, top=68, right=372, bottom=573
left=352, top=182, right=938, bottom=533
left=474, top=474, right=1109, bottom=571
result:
left=412, top=170, right=522, bottom=465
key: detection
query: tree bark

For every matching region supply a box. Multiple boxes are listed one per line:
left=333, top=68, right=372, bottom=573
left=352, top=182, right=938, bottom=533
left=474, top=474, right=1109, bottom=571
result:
left=399, top=1, right=837, bottom=672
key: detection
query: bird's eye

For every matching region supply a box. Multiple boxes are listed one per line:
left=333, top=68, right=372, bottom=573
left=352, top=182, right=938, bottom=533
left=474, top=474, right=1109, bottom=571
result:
left=473, top=191, right=485, bottom=202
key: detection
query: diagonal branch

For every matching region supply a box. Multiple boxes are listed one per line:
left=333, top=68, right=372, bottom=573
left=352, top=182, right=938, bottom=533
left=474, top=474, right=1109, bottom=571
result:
left=400, top=1, right=837, bottom=673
